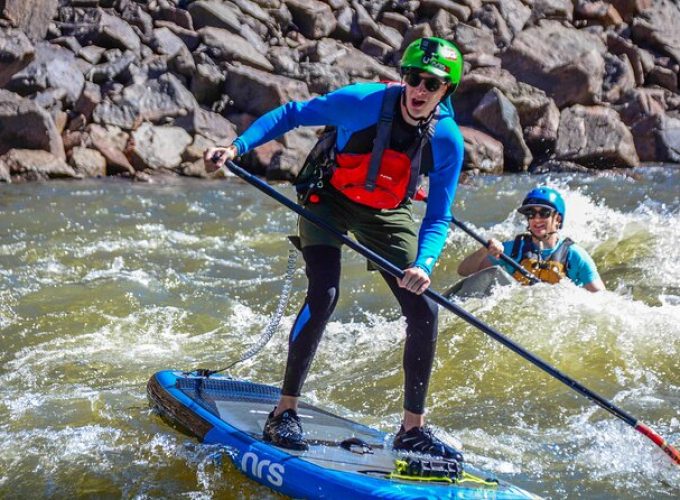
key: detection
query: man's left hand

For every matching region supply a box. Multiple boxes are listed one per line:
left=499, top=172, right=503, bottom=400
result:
left=398, top=267, right=431, bottom=295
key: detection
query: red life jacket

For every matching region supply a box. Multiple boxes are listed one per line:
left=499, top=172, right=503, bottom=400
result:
left=328, top=85, right=433, bottom=210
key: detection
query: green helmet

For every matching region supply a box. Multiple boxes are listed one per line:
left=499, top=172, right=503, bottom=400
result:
left=400, top=37, right=464, bottom=85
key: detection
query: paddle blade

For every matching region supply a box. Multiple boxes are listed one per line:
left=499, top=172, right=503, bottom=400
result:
left=635, top=422, right=680, bottom=466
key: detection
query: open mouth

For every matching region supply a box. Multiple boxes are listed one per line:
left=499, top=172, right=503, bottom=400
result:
left=410, top=97, right=427, bottom=111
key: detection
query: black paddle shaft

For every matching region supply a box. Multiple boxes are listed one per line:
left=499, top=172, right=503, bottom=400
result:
left=224, top=160, right=638, bottom=426
left=450, top=217, right=540, bottom=285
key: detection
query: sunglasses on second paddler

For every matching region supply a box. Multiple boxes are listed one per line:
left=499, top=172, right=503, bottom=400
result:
left=403, top=70, right=447, bottom=92
left=524, top=208, right=555, bottom=219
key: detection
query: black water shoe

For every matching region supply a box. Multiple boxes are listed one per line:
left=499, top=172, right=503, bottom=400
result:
left=263, top=408, right=309, bottom=451
left=393, top=425, right=464, bottom=462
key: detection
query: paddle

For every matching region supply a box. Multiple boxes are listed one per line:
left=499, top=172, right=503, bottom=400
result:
left=222, top=159, right=680, bottom=467
left=449, top=216, right=540, bottom=284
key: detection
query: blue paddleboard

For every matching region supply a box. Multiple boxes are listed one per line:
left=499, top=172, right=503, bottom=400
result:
left=147, top=370, right=539, bottom=499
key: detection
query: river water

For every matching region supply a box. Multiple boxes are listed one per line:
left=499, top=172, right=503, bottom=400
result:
left=1, top=168, right=678, bottom=499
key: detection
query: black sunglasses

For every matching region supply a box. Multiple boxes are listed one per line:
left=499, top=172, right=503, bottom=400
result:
left=403, top=71, right=446, bottom=92
left=525, top=208, right=554, bottom=219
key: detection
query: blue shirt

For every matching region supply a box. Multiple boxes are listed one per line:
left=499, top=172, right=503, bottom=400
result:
left=490, top=237, right=601, bottom=287
left=232, top=82, right=465, bottom=275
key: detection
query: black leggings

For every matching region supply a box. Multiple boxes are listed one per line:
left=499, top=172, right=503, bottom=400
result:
left=282, top=245, right=439, bottom=414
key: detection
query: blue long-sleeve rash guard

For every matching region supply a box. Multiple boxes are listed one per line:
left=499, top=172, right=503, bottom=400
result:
left=232, top=82, right=464, bottom=275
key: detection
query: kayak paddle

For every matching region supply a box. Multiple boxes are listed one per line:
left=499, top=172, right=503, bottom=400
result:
left=449, top=216, right=540, bottom=284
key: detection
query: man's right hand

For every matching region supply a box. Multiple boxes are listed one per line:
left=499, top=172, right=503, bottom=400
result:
left=486, top=238, right=504, bottom=258
left=204, top=145, right=237, bottom=173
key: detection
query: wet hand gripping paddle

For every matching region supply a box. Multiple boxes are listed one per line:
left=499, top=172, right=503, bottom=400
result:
left=222, top=159, right=680, bottom=467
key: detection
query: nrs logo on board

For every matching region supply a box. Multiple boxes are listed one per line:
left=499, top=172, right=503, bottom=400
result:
left=241, top=452, right=285, bottom=486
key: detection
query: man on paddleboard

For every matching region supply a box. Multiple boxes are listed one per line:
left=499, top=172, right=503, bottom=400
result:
left=204, top=37, right=465, bottom=460
left=457, top=187, right=605, bottom=292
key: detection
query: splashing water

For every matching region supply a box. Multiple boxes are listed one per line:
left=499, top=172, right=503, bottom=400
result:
left=0, top=171, right=678, bottom=498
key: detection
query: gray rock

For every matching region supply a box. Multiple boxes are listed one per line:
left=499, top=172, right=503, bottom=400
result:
left=224, top=61, right=311, bottom=116
left=0, top=0, right=58, bottom=41
left=7, top=42, right=84, bottom=105
left=188, top=0, right=243, bottom=33
left=286, top=0, right=337, bottom=40
left=555, top=104, right=639, bottom=168
left=151, top=27, right=188, bottom=58
left=505, top=82, right=561, bottom=158
left=473, top=88, right=532, bottom=171
left=631, top=0, right=680, bottom=66
left=86, top=49, right=136, bottom=84
left=0, top=27, right=34, bottom=87
left=68, top=146, right=107, bottom=177
left=602, top=53, right=636, bottom=103
left=152, top=4, right=194, bottom=31
left=454, top=23, right=496, bottom=55
left=92, top=73, right=197, bottom=130
left=97, top=10, right=141, bottom=53
left=630, top=113, right=680, bottom=163
left=528, top=0, right=574, bottom=23
left=175, top=108, right=237, bottom=145
left=129, top=123, right=193, bottom=170
left=0, top=89, right=65, bottom=159
left=352, top=1, right=402, bottom=49
left=79, top=45, right=106, bottom=65
left=647, top=65, right=678, bottom=93
left=190, top=63, right=225, bottom=104
left=459, top=126, right=504, bottom=174
left=1, top=148, right=78, bottom=181
left=87, top=123, right=134, bottom=175
left=501, top=20, right=606, bottom=107
left=381, top=12, right=412, bottom=33
left=198, top=26, right=274, bottom=71
left=333, top=43, right=399, bottom=81
left=0, top=158, right=8, bottom=182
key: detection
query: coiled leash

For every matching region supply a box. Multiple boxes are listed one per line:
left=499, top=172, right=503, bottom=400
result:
left=191, top=244, right=298, bottom=377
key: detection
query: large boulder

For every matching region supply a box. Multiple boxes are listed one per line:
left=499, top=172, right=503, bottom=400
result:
left=129, top=123, right=193, bottom=170
left=0, top=0, right=58, bottom=41
left=473, top=88, right=532, bottom=171
left=0, top=148, right=78, bottom=181
left=68, top=147, right=107, bottom=178
left=630, top=114, right=680, bottom=163
left=5, top=42, right=84, bottom=106
left=224, top=62, right=311, bottom=116
left=555, top=104, right=639, bottom=168
left=198, top=26, right=273, bottom=71
left=459, top=126, right=504, bottom=174
left=500, top=20, right=606, bottom=107
left=92, top=73, right=197, bottom=130
left=352, top=0, right=402, bottom=49
left=504, top=82, right=560, bottom=159
left=0, top=89, right=64, bottom=159
left=174, top=108, right=238, bottom=145
left=606, top=32, right=655, bottom=86
left=188, top=0, right=268, bottom=51
left=631, top=0, right=680, bottom=66
left=0, top=28, right=34, bottom=87
left=96, top=9, right=141, bottom=53
left=87, top=124, right=134, bottom=175
left=602, top=53, right=637, bottom=103
left=285, top=0, right=337, bottom=40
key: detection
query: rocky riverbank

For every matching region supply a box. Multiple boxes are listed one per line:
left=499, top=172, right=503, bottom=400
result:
left=1, top=0, right=678, bottom=183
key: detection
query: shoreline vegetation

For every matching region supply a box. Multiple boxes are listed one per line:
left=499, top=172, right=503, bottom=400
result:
left=0, top=0, right=678, bottom=184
